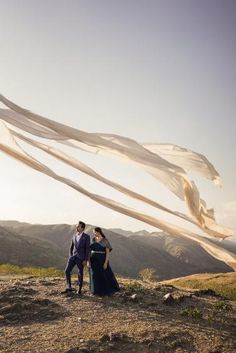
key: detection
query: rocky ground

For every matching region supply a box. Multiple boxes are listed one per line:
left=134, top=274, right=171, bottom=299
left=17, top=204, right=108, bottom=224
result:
left=0, top=275, right=235, bottom=353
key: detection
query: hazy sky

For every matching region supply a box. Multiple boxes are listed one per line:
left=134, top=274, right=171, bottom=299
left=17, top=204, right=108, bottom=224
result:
left=0, top=0, right=235, bottom=233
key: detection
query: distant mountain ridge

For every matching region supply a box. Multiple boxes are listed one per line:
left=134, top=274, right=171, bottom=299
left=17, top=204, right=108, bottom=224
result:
left=0, top=225, right=66, bottom=268
left=0, top=220, right=234, bottom=279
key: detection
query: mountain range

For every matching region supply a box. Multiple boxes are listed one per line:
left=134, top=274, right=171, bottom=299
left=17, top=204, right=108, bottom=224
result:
left=0, top=220, right=235, bottom=279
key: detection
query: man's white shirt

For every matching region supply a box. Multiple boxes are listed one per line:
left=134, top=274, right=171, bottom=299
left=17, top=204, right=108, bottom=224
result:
left=74, top=232, right=83, bottom=246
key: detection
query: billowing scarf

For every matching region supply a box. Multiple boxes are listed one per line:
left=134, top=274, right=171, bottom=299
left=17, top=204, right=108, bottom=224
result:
left=0, top=94, right=235, bottom=269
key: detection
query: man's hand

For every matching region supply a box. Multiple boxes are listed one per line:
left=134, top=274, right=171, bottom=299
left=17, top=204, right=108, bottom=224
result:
left=103, top=263, right=108, bottom=270
left=82, top=261, right=87, bottom=266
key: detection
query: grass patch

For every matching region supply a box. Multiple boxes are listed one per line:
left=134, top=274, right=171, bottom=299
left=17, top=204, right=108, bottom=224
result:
left=213, top=300, right=232, bottom=311
left=165, top=273, right=236, bottom=300
left=180, top=307, right=203, bottom=319
left=125, top=281, right=147, bottom=294
left=0, top=263, right=64, bottom=277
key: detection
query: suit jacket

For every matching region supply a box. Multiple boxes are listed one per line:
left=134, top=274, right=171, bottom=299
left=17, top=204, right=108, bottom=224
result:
left=70, top=232, right=90, bottom=261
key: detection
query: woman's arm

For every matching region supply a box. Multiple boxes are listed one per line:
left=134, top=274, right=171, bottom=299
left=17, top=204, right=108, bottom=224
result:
left=103, top=247, right=110, bottom=269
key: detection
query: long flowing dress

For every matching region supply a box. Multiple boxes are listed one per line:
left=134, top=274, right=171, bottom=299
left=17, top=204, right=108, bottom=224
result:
left=89, top=238, right=120, bottom=296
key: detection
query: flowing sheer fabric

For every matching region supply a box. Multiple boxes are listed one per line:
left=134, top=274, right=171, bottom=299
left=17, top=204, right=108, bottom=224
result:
left=0, top=95, right=235, bottom=269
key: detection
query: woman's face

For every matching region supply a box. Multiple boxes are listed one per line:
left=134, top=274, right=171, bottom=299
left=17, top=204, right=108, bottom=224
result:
left=93, top=229, right=101, bottom=238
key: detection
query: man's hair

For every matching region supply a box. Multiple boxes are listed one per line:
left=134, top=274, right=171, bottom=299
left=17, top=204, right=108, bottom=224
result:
left=78, top=221, right=86, bottom=230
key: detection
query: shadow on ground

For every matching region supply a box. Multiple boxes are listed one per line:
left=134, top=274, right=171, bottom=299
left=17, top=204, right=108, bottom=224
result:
left=0, top=285, right=68, bottom=325
left=65, top=331, right=196, bottom=353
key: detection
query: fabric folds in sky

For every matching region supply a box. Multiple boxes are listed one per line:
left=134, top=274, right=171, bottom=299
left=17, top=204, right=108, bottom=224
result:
left=0, top=94, right=235, bottom=269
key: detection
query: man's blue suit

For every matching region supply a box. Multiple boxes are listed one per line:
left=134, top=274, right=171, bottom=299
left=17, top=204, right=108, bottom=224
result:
left=65, top=232, right=90, bottom=291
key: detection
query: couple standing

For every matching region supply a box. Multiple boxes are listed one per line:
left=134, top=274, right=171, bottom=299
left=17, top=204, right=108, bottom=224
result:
left=62, top=221, right=119, bottom=296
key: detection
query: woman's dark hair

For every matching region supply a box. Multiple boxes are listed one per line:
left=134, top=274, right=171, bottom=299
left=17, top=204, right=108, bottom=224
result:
left=94, top=227, right=106, bottom=238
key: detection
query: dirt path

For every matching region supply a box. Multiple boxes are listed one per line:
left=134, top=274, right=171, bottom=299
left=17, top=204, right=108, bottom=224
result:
left=0, top=276, right=235, bottom=353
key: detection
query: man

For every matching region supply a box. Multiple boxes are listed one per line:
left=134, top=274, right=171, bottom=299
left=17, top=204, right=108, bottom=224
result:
left=62, top=221, right=90, bottom=295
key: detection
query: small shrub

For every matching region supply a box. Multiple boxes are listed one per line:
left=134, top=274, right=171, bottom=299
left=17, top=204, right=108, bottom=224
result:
left=180, top=307, right=203, bottom=319
left=213, top=301, right=232, bottom=311
left=139, top=268, right=159, bottom=282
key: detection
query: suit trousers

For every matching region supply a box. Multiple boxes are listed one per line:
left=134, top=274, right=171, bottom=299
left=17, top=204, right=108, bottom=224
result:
left=65, top=256, right=84, bottom=289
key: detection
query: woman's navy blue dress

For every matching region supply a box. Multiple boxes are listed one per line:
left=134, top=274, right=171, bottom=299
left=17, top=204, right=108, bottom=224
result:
left=89, top=239, right=119, bottom=296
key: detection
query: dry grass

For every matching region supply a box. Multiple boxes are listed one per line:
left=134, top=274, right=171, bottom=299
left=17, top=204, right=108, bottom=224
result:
left=0, top=263, right=64, bottom=277
left=163, top=272, right=236, bottom=300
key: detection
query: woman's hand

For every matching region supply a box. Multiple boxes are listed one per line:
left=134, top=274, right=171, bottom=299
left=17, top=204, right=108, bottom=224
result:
left=103, top=262, right=108, bottom=270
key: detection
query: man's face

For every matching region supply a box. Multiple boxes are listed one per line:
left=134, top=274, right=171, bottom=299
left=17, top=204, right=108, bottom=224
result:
left=76, top=223, right=83, bottom=233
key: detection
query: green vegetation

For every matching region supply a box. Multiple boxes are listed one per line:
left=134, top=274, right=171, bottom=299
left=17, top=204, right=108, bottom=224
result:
left=213, top=300, right=232, bottom=311
left=165, top=273, right=236, bottom=300
left=125, top=280, right=147, bottom=294
left=0, top=264, right=64, bottom=277
left=180, top=307, right=203, bottom=319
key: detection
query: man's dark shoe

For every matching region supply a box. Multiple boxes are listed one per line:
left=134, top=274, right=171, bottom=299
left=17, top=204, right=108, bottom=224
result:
left=76, top=289, right=82, bottom=296
left=61, top=288, right=73, bottom=294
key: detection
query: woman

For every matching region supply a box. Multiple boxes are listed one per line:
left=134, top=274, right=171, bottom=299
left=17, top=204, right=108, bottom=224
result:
left=89, top=227, right=119, bottom=296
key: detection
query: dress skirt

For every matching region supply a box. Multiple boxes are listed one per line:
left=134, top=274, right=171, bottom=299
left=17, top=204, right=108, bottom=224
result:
left=89, top=242, right=119, bottom=296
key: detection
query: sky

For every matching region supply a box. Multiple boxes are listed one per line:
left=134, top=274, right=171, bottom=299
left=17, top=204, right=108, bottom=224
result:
left=0, top=0, right=235, bottom=234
